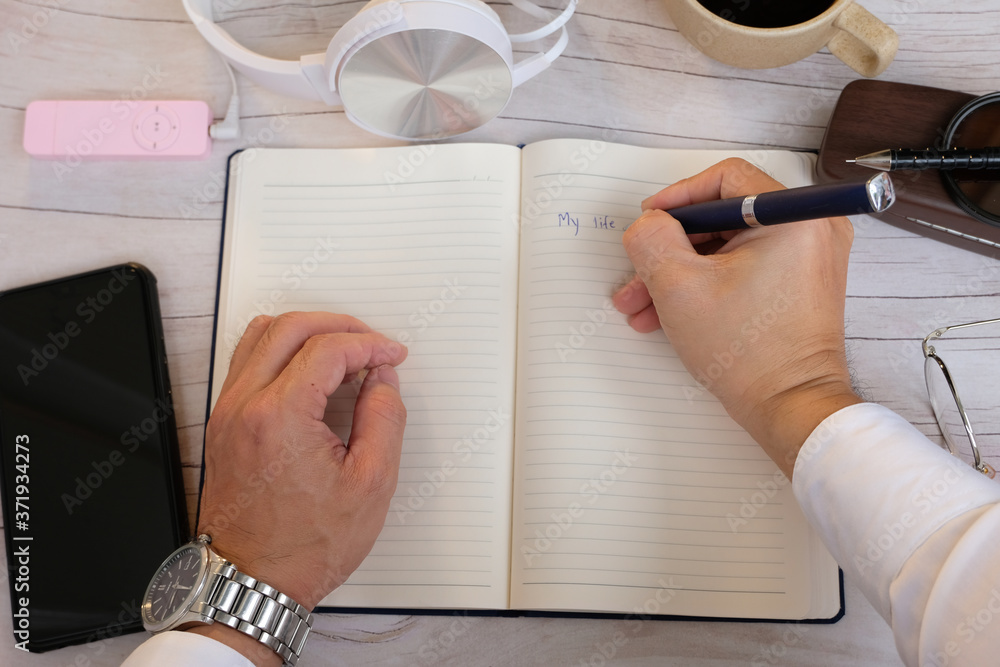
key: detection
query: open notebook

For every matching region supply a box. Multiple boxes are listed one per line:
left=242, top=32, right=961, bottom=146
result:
left=209, top=139, right=842, bottom=621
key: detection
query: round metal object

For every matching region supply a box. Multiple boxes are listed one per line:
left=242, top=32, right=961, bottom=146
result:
left=338, top=28, right=514, bottom=140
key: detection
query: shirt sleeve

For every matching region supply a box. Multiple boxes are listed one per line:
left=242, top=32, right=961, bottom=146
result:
left=121, top=631, right=255, bottom=667
left=793, top=402, right=1000, bottom=667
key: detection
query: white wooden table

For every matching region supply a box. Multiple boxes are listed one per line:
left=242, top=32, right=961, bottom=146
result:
left=1, top=1, right=998, bottom=664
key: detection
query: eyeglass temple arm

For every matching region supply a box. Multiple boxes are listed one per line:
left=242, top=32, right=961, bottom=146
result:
left=923, top=317, right=1000, bottom=356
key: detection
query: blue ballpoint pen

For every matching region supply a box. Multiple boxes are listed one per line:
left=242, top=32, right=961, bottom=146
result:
left=663, top=172, right=895, bottom=235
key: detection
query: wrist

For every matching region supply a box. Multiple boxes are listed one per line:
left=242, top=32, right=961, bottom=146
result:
left=199, top=531, right=326, bottom=611
left=741, top=377, right=862, bottom=478
left=151, top=534, right=315, bottom=666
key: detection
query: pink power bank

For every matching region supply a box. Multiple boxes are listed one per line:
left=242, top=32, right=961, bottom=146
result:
left=24, top=100, right=213, bottom=160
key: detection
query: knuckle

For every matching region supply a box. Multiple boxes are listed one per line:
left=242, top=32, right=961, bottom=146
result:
left=271, top=310, right=307, bottom=331
left=240, top=389, right=282, bottom=435
left=341, top=313, right=369, bottom=331
left=725, top=157, right=758, bottom=182
left=248, top=314, right=274, bottom=331
left=722, top=156, right=751, bottom=171
left=289, top=335, right=324, bottom=370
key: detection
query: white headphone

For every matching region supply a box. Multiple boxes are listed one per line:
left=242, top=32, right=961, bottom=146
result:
left=182, top=0, right=577, bottom=140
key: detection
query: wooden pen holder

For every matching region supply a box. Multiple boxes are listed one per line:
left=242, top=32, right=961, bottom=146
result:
left=817, top=80, right=999, bottom=257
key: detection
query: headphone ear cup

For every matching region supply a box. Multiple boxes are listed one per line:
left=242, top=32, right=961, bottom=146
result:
left=330, top=0, right=517, bottom=140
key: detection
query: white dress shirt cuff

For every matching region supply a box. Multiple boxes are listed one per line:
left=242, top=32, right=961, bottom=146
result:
left=121, top=631, right=255, bottom=667
left=792, top=402, right=1000, bottom=623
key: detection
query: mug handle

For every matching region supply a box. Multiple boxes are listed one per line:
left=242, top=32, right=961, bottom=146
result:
left=827, top=3, right=899, bottom=78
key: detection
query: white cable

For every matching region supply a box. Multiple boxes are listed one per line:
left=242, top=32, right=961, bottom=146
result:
left=209, top=57, right=241, bottom=140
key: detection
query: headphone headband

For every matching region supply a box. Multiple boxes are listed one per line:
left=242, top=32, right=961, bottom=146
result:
left=182, top=0, right=324, bottom=101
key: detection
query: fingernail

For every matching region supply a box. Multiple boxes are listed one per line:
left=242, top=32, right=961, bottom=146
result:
left=375, top=364, right=400, bottom=390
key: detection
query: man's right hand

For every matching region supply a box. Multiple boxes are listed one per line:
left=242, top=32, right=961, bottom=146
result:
left=613, top=158, right=862, bottom=477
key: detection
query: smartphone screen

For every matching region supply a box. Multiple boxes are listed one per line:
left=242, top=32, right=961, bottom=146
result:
left=0, top=264, right=188, bottom=651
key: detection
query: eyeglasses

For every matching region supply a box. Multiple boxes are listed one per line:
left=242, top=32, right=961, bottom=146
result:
left=923, top=318, right=999, bottom=478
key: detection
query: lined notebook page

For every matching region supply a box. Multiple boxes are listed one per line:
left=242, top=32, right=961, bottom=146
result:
left=509, top=140, right=840, bottom=619
left=211, top=146, right=522, bottom=610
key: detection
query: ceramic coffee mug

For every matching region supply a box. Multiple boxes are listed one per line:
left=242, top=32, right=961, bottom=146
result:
left=664, top=0, right=899, bottom=77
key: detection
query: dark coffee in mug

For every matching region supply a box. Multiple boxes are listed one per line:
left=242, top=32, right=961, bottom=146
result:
left=697, top=0, right=836, bottom=29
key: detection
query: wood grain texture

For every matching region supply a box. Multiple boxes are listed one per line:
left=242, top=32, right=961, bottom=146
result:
left=1, top=0, right=999, bottom=664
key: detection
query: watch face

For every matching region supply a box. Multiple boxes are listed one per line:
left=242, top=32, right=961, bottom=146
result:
left=142, top=544, right=207, bottom=630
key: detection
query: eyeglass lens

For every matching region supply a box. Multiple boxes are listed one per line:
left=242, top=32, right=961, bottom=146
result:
left=924, top=355, right=969, bottom=458
left=943, top=96, right=1000, bottom=223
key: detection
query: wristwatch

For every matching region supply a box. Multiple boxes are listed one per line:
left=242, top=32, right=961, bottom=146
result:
left=141, top=534, right=313, bottom=666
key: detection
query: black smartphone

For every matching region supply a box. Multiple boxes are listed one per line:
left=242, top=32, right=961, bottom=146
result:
left=0, top=263, right=188, bottom=652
